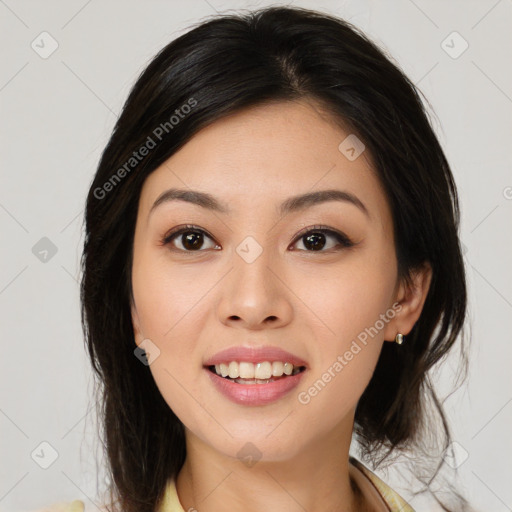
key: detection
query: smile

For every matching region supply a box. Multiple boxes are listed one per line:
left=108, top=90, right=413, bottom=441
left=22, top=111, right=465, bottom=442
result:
left=209, top=360, right=305, bottom=382
left=205, top=362, right=307, bottom=405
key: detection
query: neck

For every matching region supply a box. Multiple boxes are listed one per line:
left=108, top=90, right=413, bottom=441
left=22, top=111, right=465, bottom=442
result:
left=175, top=420, right=368, bottom=512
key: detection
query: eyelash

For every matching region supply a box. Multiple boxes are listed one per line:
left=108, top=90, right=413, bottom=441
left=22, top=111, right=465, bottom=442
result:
left=160, top=224, right=355, bottom=253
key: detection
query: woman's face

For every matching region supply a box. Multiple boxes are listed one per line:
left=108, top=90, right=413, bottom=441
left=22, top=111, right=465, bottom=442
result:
left=130, top=100, right=412, bottom=462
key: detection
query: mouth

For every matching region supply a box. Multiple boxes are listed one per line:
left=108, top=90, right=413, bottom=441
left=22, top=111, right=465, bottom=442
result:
left=204, top=362, right=307, bottom=405
left=206, top=361, right=307, bottom=385
left=203, top=346, right=308, bottom=405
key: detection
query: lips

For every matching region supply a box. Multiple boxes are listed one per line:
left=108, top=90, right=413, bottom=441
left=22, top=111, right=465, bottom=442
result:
left=203, top=345, right=308, bottom=406
left=205, top=365, right=306, bottom=405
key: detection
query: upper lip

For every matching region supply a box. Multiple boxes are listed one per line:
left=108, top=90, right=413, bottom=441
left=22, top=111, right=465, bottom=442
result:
left=203, top=345, right=308, bottom=368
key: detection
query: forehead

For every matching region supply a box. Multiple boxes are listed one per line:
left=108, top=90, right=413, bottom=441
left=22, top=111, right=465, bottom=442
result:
left=138, top=100, right=390, bottom=224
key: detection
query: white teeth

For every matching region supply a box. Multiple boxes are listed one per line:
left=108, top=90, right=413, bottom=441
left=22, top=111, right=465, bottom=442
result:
left=219, top=363, right=229, bottom=377
left=233, top=378, right=274, bottom=385
left=272, top=361, right=284, bottom=376
left=211, top=361, right=303, bottom=379
left=228, top=361, right=239, bottom=379
left=255, top=362, right=272, bottom=379
left=239, top=361, right=254, bottom=379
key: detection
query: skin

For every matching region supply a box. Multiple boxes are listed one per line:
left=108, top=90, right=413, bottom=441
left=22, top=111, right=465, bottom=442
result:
left=130, top=99, right=432, bottom=512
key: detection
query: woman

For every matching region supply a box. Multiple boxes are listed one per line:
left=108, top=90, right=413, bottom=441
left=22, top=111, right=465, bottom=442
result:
left=54, top=5, right=473, bottom=511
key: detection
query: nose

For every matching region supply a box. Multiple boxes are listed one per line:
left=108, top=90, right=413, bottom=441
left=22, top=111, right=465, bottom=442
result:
left=216, top=245, right=293, bottom=330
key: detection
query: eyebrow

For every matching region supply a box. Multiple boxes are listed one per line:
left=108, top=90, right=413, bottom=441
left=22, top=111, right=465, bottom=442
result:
left=149, top=187, right=369, bottom=219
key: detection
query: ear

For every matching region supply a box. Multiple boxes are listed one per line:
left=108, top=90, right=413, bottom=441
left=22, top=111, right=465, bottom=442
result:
left=383, top=262, right=433, bottom=342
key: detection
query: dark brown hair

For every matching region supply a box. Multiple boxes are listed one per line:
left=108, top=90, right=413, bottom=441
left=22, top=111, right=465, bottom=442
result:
left=80, top=6, right=471, bottom=511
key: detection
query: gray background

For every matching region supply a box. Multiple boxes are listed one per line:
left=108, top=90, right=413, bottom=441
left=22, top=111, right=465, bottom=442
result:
left=1, top=0, right=511, bottom=511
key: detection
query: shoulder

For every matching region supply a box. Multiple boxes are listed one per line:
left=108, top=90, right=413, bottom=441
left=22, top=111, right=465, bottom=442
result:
left=350, top=456, right=416, bottom=512
left=28, top=500, right=111, bottom=512
left=27, top=501, right=86, bottom=512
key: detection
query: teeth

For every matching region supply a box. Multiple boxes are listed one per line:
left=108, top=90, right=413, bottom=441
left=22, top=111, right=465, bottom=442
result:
left=240, top=361, right=255, bottom=379
left=283, top=362, right=293, bottom=376
left=228, top=361, right=239, bottom=379
left=255, top=362, right=272, bottom=379
left=272, top=361, right=284, bottom=376
left=233, top=378, right=274, bottom=385
left=211, top=361, right=303, bottom=379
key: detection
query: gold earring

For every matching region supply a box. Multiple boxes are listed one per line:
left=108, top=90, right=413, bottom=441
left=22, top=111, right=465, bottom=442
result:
left=395, top=333, right=404, bottom=345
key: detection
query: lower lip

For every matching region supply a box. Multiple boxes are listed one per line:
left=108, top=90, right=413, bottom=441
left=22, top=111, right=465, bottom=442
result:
left=205, top=368, right=306, bottom=406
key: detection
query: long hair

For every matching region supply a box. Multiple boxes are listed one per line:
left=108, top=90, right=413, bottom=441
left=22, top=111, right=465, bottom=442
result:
left=80, top=6, right=470, bottom=511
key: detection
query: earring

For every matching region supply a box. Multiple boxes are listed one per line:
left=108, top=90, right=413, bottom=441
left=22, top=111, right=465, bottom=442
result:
left=395, top=333, right=404, bottom=345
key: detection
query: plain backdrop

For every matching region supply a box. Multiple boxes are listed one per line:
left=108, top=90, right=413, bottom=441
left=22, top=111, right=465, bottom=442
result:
left=1, top=0, right=511, bottom=511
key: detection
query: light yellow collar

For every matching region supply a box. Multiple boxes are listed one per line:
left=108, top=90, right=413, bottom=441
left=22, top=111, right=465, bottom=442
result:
left=158, top=458, right=415, bottom=512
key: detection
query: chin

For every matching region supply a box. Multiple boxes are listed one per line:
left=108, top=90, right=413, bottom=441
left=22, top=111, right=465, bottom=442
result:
left=210, top=430, right=306, bottom=464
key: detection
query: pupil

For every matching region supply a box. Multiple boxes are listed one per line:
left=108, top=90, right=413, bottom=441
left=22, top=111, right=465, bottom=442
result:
left=183, top=232, right=202, bottom=250
left=304, top=232, right=325, bottom=251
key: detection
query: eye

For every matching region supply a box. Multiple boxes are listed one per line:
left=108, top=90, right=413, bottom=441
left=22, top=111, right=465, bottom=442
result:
left=160, top=224, right=354, bottom=253
left=290, top=225, right=354, bottom=252
left=161, top=224, right=220, bottom=252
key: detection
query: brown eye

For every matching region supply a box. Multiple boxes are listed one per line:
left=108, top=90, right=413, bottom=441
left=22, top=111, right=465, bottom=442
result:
left=162, top=225, right=220, bottom=252
left=301, top=231, right=328, bottom=251
left=291, top=226, right=354, bottom=252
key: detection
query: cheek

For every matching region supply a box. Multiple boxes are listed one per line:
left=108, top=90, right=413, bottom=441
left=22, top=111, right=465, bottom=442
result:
left=292, top=255, right=394, bottom=415
left=132, top=250, right=213, bottom=341
left=295, top=254, right=395, bottom=347
left=131, top=252, right=218, bottom=428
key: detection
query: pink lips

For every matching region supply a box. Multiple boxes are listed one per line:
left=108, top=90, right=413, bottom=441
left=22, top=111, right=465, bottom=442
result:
left=203, top=345, right=308, bottom=406
left=206, top=369, right=306, bottom=406
left=203, top=345, right=308, bottom=367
